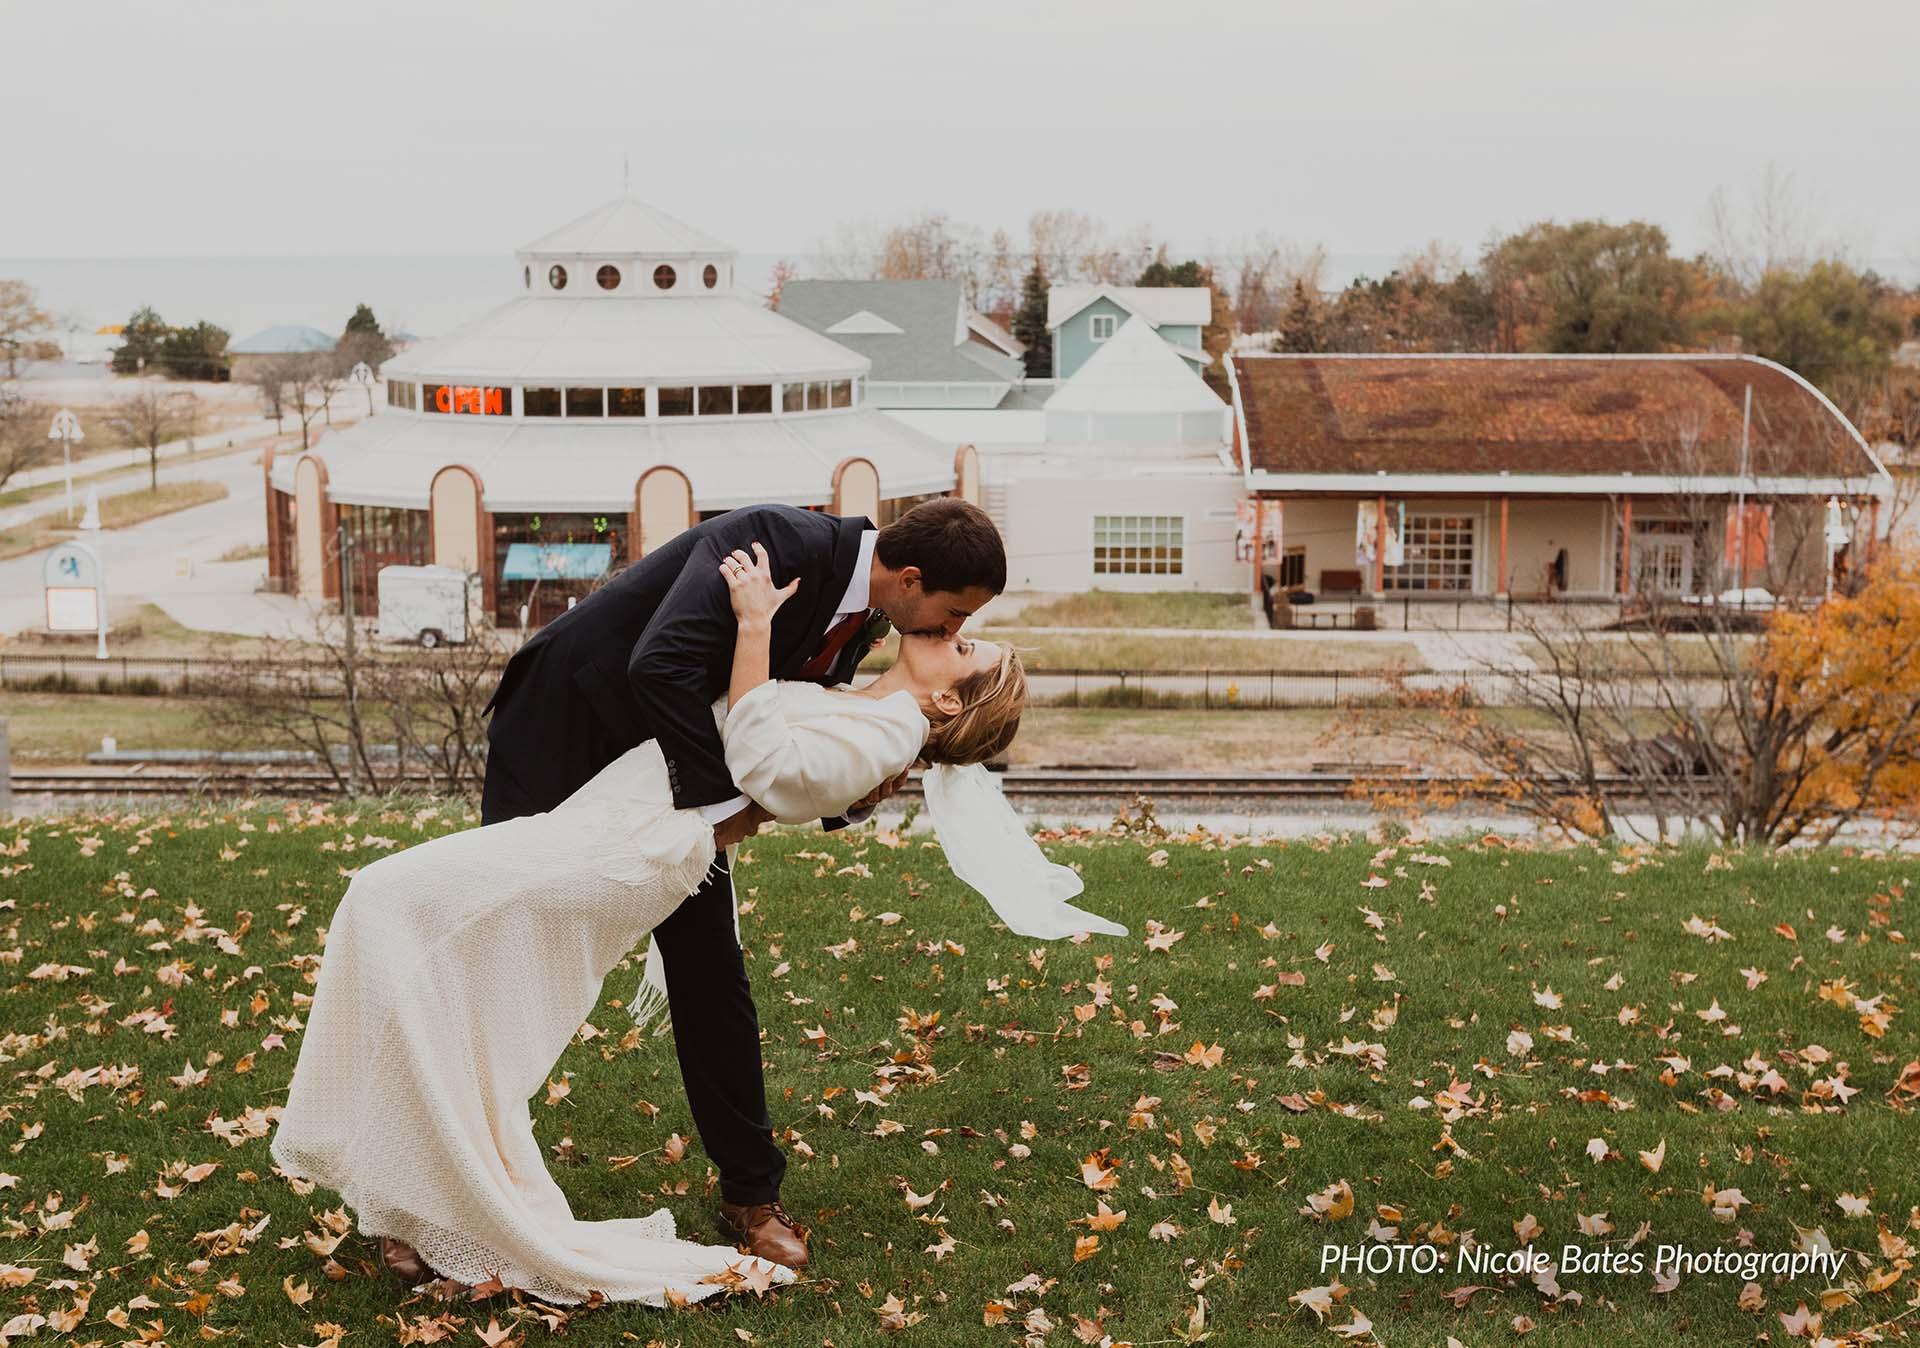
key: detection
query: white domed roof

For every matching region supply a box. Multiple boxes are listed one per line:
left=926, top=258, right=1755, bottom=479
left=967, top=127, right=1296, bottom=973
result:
left=518, top=198, right=733, bottom=258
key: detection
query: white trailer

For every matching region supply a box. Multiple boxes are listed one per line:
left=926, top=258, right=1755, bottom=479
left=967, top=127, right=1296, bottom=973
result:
left=376, top=565, right=482, bottom=648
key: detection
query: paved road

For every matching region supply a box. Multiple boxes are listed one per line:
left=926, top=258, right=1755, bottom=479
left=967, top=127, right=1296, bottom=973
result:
left=0, top=445, right=318, bottom=641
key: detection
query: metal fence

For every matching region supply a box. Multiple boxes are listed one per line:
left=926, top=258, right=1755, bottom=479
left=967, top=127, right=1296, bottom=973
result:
left=1, top=652, right=1709, bottom=711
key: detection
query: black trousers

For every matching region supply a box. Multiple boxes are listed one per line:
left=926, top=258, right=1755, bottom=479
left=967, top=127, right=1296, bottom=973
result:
left=481, top=745, right=787, bottom=1207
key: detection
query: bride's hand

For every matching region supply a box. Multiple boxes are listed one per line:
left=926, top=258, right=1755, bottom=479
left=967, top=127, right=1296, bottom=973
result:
left=720, top=542, right=798, bottom=626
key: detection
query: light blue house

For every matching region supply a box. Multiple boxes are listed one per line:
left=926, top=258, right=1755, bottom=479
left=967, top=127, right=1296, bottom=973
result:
left=1046, top=284, right=1212, bottom=381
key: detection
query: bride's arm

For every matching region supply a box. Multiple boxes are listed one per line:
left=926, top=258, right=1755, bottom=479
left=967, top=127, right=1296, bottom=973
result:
left=721, top=543, right=797, bottom=707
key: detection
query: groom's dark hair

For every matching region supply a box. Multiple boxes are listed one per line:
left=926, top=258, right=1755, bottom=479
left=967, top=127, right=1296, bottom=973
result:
left=875, top=497, right=1006, bottom=595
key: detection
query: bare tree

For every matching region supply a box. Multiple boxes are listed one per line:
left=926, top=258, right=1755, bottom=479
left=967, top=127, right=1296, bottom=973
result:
left=102, top=384, right=196, bottom=490
left=0, top=378, right=52, bottom=493
left=277, top=352, right=344, bottom=449
left=198, top=613, right=507, bottom=797
left=1356, top=408, right=1898, bottom=847
left=0, top=280, right=60, bottom=377
left=248, top=360, right=290, bottom=433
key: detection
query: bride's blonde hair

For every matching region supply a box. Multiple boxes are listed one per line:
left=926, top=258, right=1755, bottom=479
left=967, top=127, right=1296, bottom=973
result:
left=922, top=646, right=1026, bottom=766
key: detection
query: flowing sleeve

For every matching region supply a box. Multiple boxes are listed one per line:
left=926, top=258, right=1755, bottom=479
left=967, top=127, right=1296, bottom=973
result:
left=922, top=763, right=1129, bottom=939
left=722, top=684, right=925, bottom=824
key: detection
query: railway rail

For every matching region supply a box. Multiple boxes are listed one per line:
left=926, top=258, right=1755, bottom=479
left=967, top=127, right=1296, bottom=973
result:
left=9, top=766, right=1636, bottom=801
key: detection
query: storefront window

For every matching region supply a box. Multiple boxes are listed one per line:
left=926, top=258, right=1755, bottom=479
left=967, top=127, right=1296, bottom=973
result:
left=492, top=511, right=626, bottom=627
left=737, top=384, right=772, bottom=415
left=697, top=386, right=732, bottom=416
left=523, top=387, right=562, bottom=417
left=658, top=386, right=694, bottom=417
left=565, top=387, right=604, bottom=418
left=608, top=388, right=647, bottom=417
left=339, top=504, right=430, bottom=614
left=1386, top=515, right=1475, bottom=592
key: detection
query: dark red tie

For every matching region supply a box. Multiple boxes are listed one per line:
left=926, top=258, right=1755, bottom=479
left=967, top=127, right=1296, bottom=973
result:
left=801, top=609, right=869, bottom=679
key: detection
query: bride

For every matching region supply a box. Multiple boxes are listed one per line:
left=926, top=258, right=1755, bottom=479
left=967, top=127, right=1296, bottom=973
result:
left=270, top=544, right=1126, bottom=1307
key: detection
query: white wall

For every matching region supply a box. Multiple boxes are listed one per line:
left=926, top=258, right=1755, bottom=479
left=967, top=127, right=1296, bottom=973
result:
left=1001, top=470, right=1245, bottom=592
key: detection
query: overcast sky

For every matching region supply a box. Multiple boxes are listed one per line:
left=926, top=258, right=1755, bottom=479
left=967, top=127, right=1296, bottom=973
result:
left=4, top=0, right=1916, bottom=267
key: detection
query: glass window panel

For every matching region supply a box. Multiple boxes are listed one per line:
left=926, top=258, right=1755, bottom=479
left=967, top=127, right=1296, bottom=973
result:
left=698, top=386, right=733, bottom=416
left=548, top=264, right=568, bottom=291
left=781, top=382, right=804, bottom=413
left=422, top=383, right=449, bottom=414
left=807, top=381, right=829, bottom=410
left=658, top=386, right=694, bottom=417
left=596, top=264, right=622, bottom=291
left=737, top=384, right=772, bottom=415
left=653, top=264, right=677, bottom=291
left=830, top=379, right=852, bottom=409
left=1091, top=514, right=1184, bottom=575
left=523, top=387, right=562, bottom=418
left=607, top=387, right=647, bottom=417
left=565, top=387, right=604, bottom=418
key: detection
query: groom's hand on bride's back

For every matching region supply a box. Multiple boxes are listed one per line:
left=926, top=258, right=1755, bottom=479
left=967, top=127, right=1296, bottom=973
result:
left=712, top=801, right=774, bottom=849
left=847, top=766, right=912, bottom=814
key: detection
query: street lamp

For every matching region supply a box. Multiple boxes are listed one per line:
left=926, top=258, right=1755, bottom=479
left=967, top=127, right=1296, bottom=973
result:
left=350, top=361, right=375, bottom=416
left=48, top=407, right=84, bottom=522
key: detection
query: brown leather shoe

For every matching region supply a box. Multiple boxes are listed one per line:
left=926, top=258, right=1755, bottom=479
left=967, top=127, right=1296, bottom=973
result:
left=379, top=1235, right=438, bottom=1285
left=717, top=1198, right=809, bottom=1270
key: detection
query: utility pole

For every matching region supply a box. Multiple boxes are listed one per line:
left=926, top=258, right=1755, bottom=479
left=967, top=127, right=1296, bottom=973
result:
left=337, top=523, right=362, bottom=794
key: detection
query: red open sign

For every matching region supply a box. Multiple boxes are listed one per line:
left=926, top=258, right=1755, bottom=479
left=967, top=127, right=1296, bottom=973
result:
left=425, top=384, right=508, bottom=416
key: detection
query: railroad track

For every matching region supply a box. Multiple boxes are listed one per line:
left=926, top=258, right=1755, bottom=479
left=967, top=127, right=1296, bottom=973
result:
left=9, top=767, right=1633, bottom=801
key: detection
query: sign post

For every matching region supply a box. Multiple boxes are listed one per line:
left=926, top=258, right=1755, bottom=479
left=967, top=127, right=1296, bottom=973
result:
left=43, top=539, right=109, bottom=661
left=48, top=407, right=85, bottom=522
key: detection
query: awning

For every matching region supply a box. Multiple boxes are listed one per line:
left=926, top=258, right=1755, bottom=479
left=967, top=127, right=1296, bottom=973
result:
left=501, top=542, right=611, bottom=581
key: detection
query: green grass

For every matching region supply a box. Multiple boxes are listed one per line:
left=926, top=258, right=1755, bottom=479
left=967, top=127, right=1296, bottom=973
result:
left=3, top=811, right=1916, bottom=1345
left=1009, top=590, right=1258, bottom=630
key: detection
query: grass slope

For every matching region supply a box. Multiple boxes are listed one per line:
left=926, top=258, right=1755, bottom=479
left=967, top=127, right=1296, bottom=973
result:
left=1, top=810, right=1915, bottom=1347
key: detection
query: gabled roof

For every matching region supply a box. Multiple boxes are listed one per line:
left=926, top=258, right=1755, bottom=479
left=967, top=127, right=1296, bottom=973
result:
left=826, top=309, right=906, bottom=336
left=518, top=198, right=733, bottom=257
left=1230, top=353, right=1882, bottom=480
left=778, top=279, right=1022, bottom=385
left=966, top=310, right=1026, bottom=358
left=1047, top=283, right=1211, bottom=330
left=231, top=324, right=335, bottom=355
left=1044, top=315, right=1224, bottom=416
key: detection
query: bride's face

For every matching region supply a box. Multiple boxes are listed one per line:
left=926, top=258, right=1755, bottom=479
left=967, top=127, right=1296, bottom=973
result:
left=895, top=632, right=1001, bottom=712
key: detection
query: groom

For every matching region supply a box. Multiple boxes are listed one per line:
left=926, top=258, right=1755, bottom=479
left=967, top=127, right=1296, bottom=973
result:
left=481, top=497, right=1005, bottom=1268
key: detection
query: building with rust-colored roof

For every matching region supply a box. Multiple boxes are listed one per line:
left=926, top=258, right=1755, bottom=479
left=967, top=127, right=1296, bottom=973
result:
left=1225, top=353, right=1892, bottom=604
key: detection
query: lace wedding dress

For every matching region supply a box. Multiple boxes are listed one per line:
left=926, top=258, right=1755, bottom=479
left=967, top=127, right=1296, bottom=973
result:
left=270, top=682, right=927, bottom=1305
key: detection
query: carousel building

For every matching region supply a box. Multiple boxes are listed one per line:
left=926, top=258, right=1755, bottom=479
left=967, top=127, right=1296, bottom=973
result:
left=264, top=199, right=976, bottom=626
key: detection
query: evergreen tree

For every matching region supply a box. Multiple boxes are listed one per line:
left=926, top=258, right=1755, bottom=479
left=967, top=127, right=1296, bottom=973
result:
left=338, top=302, right=394, bottom=368
left=1012, top=261, right=1051, bottom=378
left=111, top=306, right=169, bottom=374
left=157, top=320, right=231, bottom=381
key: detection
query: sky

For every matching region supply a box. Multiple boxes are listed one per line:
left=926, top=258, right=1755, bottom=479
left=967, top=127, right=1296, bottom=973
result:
left=3, top=0, right=1917, bottom=268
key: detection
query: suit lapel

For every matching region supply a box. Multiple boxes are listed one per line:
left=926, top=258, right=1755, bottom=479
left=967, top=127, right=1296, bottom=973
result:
left=776, top=512, right=874, bottom=680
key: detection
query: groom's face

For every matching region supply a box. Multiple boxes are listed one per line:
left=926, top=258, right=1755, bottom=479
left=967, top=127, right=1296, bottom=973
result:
left=889, top=580, right=996, bottom=640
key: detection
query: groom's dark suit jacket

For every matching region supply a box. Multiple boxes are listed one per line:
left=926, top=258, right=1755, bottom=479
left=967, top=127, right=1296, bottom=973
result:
left=482, top=505, right=873, bottom=821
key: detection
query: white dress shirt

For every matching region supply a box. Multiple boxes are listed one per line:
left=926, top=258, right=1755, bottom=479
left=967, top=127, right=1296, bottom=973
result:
left=697, top=528, right=879, bottom=825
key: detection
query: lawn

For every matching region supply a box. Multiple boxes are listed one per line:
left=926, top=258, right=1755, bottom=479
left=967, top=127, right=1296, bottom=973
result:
left=0, top=482, right=231, bottom=560
left=1006, top=590, right=1257, bottom=630
left=3, top=809, right=1916, bottom=1347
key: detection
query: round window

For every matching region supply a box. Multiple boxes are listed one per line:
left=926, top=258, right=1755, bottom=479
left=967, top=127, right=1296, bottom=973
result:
left=703, top=263, right=718, bottom=289
left=548, top=264, right=569, bottom=290
left=523, top=264, right=530, bottom=290
left=653, top=264, right=677, bottom=291
left=596, top=264, right=622, bottom=290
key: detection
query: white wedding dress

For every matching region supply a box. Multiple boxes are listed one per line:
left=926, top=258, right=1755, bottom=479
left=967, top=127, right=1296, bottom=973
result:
left=270, top=681, right=927, bottom=1306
